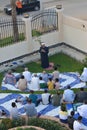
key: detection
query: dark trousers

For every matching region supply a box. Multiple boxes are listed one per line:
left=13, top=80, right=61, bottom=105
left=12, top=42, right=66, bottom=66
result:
left=17, top=7, right=22, bottom=15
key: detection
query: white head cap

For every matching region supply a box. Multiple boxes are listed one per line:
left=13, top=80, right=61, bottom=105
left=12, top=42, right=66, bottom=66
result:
left=41, top=42, right=45, bottom=45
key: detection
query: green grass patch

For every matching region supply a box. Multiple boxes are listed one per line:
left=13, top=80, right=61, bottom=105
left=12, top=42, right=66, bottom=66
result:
left=0, top=33, right=25, bottom=47
left=32, top=30, right=42, bottom=37
left=49, top=53, right=84, bottom=73
left=0, top=52, right=85, bottom=93
left=15, top=53, right=84, bottom=74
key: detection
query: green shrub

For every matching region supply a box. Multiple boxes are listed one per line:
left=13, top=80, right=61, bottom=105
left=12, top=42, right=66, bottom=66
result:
left=0, top=118, right=26, bottom=130
left=12, top=118, right=26, bottom=128
left=0, top=117, right=67, bottom=130
left=17, top=128, right=36, bottom=130
left=28, top=118, right=66, bottom=130
left=0, top=118, right=12, bottom=130
left=82, top=56, right=87, bottom=67
left=32, top=30, right=42, bottom=37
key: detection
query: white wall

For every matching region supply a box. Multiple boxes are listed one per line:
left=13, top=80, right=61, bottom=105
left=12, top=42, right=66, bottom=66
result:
left=0, top=30, right=60, bottom=63
left=63, top=15, right=87, bottom=53
left=1, top=8, right=87, bottom=63
left=0, top=41, right=29, bottom=62
left=32, top=31, right=59, bottom=51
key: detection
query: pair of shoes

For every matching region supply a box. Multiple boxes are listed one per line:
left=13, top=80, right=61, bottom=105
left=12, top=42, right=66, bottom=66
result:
left=2, top=110, right=6, bottom=116
left=15, top=99, right=18, bottom=103
left=37, top=113, right=41, bottom=118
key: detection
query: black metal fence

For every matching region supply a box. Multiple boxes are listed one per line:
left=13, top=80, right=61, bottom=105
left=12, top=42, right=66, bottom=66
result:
left=31, top=9, right=58, bottom=36
left=0, top=18, right=25, bottom=47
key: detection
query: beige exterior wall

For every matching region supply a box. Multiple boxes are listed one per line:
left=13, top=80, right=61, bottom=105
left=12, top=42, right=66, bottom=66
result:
left=1, top=8, right=87, bottom=63
left=32, top=30, right=59, bottom=51
left=63, top=15, right=87, bottom=53
left=0, top=41, right=29, bottom=62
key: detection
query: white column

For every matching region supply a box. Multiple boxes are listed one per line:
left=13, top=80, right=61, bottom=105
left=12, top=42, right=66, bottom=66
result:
left=22, top=16, right=34, bottom=52
left=40, top=0, right=44, bottom=10
left=56, top=5, right=64, bottom=43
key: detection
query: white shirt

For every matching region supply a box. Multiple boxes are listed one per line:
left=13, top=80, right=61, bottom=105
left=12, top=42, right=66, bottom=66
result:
left=80, top=67, right=87, bottom=82
left=42, top=93, right=50, bottom=105
left=77, top=104, right=87, bottom=119
left=31, top=76, right=40, bottom=90
left=73, top=120, right=87, bottom=130
left=23, top=70, right=32, bottom=82
left=63, top=89, right=75, bottom=102
left=10, top=107, right=20, bottom=119
left=53, top=70, right=59, bottom=80
left=59, top=110, right=68, bottom=120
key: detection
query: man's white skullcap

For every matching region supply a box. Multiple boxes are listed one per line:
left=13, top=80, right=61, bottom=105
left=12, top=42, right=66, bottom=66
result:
left=41, top=42, right=45, bottom=45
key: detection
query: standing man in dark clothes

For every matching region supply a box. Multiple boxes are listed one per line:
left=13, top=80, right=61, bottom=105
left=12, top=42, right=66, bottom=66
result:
left=39, top=42, right=49, bottom=68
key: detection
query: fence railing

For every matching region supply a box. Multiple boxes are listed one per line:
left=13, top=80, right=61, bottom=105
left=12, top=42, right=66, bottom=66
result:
left=0, top=18, right=25, bottom=47
left=0, top=9, right=58, bottom=47
left=31, top=9, right=58, bottom=36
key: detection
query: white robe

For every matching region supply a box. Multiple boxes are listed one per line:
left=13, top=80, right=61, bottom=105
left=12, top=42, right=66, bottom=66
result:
left=80, top=67, right=87, bottom=82
left=30, top=76, right=40, bottom=91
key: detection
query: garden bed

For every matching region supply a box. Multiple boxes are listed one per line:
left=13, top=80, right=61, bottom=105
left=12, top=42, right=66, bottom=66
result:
left=9, top=125, right=45, bottom=130
left=0, top=116, right=71, bottom=130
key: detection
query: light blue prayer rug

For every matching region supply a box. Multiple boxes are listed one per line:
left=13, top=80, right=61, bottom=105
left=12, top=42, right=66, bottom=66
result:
left=1, top=72, right=86, bottom=91
left=0, top=93, right=87, bottom=127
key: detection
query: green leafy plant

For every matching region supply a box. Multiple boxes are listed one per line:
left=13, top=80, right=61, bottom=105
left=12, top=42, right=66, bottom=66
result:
left=12, top=118, right=26, bottom=128
left=17, top=128, right=36, bottom=130
left=82, top=56, right=87, bottom=67
left=32, top=30, right=42, bottom=37
left=0, top=117, right=67, bottom=130
left=1, top=118, right=12, bottom=130
left=0, top=33, right=25, bottom=47
left=28, top=118, right=66, bottom=130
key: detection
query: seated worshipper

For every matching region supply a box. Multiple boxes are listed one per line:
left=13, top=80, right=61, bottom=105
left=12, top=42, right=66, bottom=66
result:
left=39, top=76, right=47, bottom=89
left=23, top=67, right=32, bottom=83
left=10, top=102, right=21, bottom=120
left=80, top=67, right=87, bottom=82
left=54, top=78, right=61, bottom=90
left=59, top=103, right=68, bottom=123
left=77, top=100, right=87, bottom=119
left=15, top=96, right=27, bottom=104
left=41, top=89, right=51, bottom=105
left=4, top=70, right=16, bottom=86
left=68, top=111, right=75, bottom=129
left=10, top=102, right=28, bottom=124
left=62, top=85, right=75, bottom=103
left=15, top=91, right=40, bottom=106
left=52, top=66, right=59, bottom=81
left=73, top=116, right=87, bottom=130
left=39, top=42, right=49, bottom=68
left=17, top=75, right=27, bottom=91
left=40, top=71, right=49, bottom=83
left=51, top=91, right=62, bottom=106
left=24, top=98, right=38, bottom=118
left=75, top=88, right=87, bottom=103
left=30, top=73, right=40, bottom=90
left=47, top=78, right=54, bottom=90
left=29, top=90, right=40, bottom=106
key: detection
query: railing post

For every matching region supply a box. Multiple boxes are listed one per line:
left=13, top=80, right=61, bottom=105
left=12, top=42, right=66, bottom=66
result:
left=22, top=16, right=33, bottom=52
left=56, top=5, right=64, bottom=43
left=40, top=0, right=43, bottom=10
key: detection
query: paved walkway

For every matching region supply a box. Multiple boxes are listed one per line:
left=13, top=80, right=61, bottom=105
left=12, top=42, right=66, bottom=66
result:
left=0, top=0, right=87, bottom=20
left=43, top=0, right=87, bottom=19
